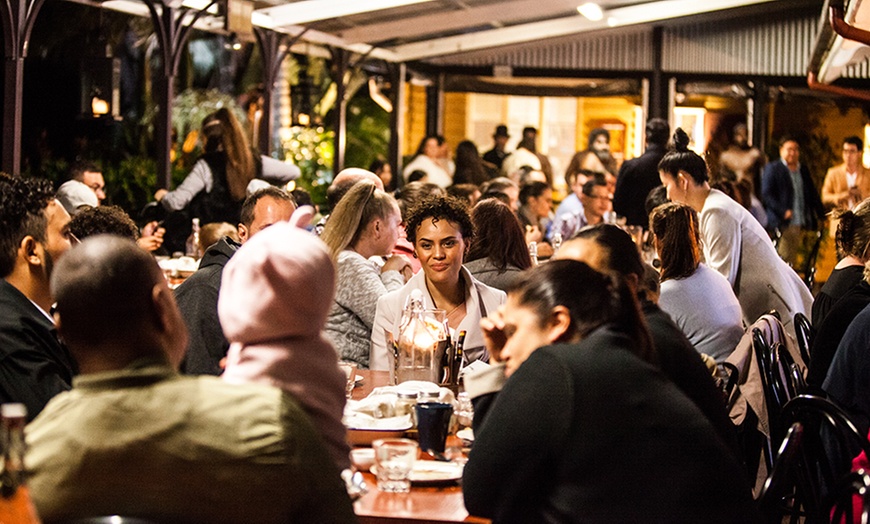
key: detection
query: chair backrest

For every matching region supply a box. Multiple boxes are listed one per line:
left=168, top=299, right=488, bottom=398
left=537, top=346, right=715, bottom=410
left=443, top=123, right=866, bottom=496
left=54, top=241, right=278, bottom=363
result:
left=828, top=470, right=870, bottom=524
left=794, top=312, right=813, bottom=367
left=802, top=230, right=824, bottom=289
left=758, top=422, right=806, bottom=522
left=781, top=395, right=870, bottom=521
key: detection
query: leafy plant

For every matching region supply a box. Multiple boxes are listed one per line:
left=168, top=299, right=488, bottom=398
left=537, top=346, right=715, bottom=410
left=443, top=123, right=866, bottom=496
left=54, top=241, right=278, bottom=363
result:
left=280, top=126, right=334, bottom=207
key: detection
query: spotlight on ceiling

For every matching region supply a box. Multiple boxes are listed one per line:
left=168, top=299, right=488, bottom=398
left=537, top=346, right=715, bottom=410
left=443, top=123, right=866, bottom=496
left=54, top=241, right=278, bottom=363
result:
left=577, top=2, right=604, bottom=21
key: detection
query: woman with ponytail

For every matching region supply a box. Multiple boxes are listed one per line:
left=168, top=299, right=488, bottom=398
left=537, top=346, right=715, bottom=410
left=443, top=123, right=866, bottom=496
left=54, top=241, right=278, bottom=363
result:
left=650, top=201, right=743, bottom=362
left=658, top=128, right=813, bottom=334
left=812, top=198, right=870, bottom=326
left=462, top=260, right=758, bottom=522
left=155, top=108, right=299, bottom=226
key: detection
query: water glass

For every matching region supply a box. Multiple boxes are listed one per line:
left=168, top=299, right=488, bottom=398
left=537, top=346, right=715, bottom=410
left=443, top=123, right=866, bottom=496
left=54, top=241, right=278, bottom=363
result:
left=338, top=362, right=357, bottom=399
left=373, top=438, right=418, bottom=492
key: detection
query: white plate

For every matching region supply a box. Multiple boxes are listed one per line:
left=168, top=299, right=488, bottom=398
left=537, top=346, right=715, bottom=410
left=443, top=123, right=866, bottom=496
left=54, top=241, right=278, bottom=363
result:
left=456, top=428, right=474, bottom=443
left=372, top=461, right=464, bottom=485
left=355, top=374, right=364, bottom=384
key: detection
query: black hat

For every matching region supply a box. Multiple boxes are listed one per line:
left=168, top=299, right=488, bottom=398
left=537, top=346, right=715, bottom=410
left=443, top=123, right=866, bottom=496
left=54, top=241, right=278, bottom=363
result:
left=494, top=125, right=510, bottom=138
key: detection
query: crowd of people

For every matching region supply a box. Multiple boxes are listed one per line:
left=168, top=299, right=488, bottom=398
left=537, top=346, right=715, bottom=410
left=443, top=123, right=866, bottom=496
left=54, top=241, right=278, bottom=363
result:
left=4, top=106, right=870, bottom=521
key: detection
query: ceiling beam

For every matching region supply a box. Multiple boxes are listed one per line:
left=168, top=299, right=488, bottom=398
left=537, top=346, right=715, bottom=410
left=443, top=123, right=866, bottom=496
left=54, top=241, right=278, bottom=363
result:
left=336, top=0, right=577, bottom=45
left=261, top=23, right=400, bottom=62
left=388, top=0, right=783, bottom=61
left=253, top=0, right=437, bottom=27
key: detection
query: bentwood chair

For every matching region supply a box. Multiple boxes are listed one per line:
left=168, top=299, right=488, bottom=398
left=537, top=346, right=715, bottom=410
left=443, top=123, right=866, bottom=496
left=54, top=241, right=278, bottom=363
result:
left=779, top=395, right=870, bottom=523
left=828, top=470, right=870, bottom=524
left=794, top=312, right=813, bottom=367
left=758, top=422, right=806, bottom=523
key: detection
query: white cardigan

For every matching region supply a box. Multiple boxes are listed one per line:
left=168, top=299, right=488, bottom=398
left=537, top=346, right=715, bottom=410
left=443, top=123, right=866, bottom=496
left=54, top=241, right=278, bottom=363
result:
left=369, top=267, right=506, bottom=371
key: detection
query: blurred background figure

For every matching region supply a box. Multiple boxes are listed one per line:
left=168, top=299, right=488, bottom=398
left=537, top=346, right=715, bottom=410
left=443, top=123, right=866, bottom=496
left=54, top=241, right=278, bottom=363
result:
left=403, top=135, right=452, bottom=188
left=718, top=123, right=766, bottom=188
left=482, top=125, right=510, bottom=176
left=447, top=183, right=482, bottom=210
left=502, top=127, right=550, bottom=183
left=518, top=181, right=554, bottom=258
left=565, top=128, right=618, bottom=183
left=453, top=139, right=490, bottom=186
left=368, top=158, right=394, bottom=192
left=613, top=118, right=669, bottom=228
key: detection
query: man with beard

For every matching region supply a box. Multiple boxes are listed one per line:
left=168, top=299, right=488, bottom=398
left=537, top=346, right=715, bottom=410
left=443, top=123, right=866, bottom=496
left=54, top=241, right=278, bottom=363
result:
left=0, top=174, right=77, bottom=420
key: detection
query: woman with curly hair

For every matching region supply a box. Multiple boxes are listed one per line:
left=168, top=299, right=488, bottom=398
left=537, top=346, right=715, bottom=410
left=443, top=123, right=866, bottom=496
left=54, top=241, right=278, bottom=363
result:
left=370, top=196, right=506, bottom=370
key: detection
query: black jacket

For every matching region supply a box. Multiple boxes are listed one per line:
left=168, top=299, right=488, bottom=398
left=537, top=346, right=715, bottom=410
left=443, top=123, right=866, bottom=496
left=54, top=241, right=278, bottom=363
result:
left=0, top=279, right=76, bottom=420
left=464, top=326, right=759, bottom=523
left=176, top=236, right=240, bottom=375
left=613, top=143, right=667, bottom=227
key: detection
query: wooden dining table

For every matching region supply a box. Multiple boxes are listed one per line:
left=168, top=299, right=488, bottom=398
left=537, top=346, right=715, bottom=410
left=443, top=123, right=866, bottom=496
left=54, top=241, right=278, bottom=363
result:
left=350, top=370, right=490, bottom=524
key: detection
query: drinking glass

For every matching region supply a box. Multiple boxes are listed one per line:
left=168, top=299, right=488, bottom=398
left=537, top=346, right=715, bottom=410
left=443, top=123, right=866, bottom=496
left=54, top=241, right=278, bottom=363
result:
left=373, top=438, right=418, bottom=492
left=338, top=362, right=357, bottom=399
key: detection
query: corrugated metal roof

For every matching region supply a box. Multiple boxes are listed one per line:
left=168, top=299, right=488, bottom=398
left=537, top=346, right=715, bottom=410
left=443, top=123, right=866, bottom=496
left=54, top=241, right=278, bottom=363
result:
left=425, top=8, right=870, bottom=79
left=427, top=28, right=654, bottom=71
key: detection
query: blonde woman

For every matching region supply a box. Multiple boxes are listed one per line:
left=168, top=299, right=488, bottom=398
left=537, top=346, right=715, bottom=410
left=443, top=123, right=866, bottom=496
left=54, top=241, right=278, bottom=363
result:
left=322, top=180, right=411, bottom=367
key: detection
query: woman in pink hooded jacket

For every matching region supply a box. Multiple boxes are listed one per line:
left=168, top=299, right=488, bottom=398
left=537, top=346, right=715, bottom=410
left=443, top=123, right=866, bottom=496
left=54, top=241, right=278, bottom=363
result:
left=219, top=221, right=350, bottom=470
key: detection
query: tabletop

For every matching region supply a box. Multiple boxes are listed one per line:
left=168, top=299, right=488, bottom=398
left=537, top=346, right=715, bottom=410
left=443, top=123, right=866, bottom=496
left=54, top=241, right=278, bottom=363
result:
left=350, top=370, right=489, bottom=524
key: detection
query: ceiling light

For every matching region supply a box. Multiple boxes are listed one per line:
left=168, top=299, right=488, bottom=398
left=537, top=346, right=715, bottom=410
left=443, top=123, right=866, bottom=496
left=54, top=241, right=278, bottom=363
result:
left=577, top=3, right=604, bottom=21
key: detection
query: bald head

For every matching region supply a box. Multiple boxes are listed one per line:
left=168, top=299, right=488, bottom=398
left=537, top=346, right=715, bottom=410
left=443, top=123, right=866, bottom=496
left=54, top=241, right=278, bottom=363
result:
left=51, top=235, right=188, bottom=370
left=327, top=168, right=384, bottom=210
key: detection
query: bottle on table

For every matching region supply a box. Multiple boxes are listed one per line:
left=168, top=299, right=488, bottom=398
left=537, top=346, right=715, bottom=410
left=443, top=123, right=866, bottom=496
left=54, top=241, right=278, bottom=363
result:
left=528, top=241, right=538, bottom=266
left=0, top=403, right=40, bottom=523
left=185, top=217, right=202, bottom=258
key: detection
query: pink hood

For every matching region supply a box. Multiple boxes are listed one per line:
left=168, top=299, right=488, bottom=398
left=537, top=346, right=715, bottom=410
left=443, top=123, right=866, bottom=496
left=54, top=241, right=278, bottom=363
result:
left=218, top=222, right=349, bottom=469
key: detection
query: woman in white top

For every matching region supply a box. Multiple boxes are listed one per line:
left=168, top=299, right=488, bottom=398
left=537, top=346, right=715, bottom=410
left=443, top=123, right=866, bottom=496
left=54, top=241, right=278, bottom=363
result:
left=403, top=136, right=453, bottom=188
left=650, top=202, right=743, bottom=362
left=657, top=128, right=813, bottom=333
left=321, top=180, right=411, bottom=368
left=371, top=196, right=505, bottom=371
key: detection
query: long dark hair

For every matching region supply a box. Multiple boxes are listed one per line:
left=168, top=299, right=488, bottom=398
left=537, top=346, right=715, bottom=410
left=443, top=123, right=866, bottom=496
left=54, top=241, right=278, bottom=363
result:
left=649, top=202, right=700, bottom=281
left=657, top=128, right=708, bottom=185
left=467, top=199, right=532, bottom=271
left=453, top=140, right=488, bottom=186
left=507, top=260, right=654, bottom=364
left=201, top=108, right=255, bottom=201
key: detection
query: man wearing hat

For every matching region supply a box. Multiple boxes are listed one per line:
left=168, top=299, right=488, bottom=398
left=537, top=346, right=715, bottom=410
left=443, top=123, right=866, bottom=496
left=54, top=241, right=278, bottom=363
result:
left=483, top=124, right=511, bottom=174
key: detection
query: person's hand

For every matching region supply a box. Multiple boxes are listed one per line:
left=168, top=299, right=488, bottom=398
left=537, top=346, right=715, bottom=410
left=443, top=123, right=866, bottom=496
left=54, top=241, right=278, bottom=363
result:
left=382, top=254, right=412, bottom=279
left=536, top=242, right=554, bottom=258
left=137, top=221, right=165, bottom=252
left=480, top=307, right=508, bottom=362
left=784, top=209, right=793, bottom=220
left=154, top=189, right=168, bottom=201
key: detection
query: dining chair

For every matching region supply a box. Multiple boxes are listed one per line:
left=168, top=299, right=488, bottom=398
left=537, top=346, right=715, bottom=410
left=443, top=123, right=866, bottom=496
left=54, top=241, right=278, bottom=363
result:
left=757, top=422, right=806, bottom=524
left=828, top=469, right=870, bottom=524
left=779, top=395, right=870, bottom=523
left=794, top=312, right=813, bottom=367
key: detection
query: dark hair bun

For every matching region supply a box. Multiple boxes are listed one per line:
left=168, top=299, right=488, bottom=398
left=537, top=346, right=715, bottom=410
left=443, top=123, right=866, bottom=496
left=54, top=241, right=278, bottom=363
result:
left=836, top=210, right=856, bottom=254
left=673, top=128, right=690, bottom=152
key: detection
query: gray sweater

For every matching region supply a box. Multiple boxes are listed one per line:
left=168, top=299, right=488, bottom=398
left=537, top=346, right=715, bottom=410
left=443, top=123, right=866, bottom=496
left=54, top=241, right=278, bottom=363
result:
left=324, top=250, right=404, bottom=368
